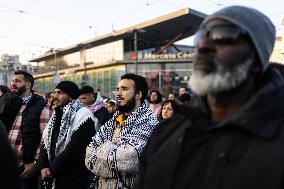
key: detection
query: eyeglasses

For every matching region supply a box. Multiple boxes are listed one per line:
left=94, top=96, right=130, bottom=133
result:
left=194, top=25, right=248, bottom=46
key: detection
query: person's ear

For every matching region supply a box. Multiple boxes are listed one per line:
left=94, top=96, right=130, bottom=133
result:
left=26, top=82, right=32, bottom=90
left=135, top=91, right=142, bottom=100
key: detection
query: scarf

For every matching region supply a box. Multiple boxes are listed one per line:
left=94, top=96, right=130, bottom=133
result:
left=43, top=99, right=96, bottom=161
left=87, top=100, right=159, bottom=189
left=22, top=92, right=32, bottom=104
left=89, top=92, right=105, bottom=113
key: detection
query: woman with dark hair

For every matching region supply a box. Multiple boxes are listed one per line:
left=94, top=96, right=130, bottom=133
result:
left=148, top=90, right=163, bottom=117
left=158, top=100, right=181, bottom=122
left=105, top=99, right=117, bottom=116
left=50, top=98, right=57, bottom=111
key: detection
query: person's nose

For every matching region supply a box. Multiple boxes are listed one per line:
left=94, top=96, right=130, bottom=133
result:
left=195, top=35, right=216, bottom=54
left=53, top=92, right=58, bottom=99
left=116, top=89, right=122, bottom=96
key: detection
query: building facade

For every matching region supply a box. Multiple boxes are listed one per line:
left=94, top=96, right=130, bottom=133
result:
left=30, top=8, right=206, bottom=97
left=0, top=54, right=37, bottom=86
left=270, top=19, right=284, bottom=63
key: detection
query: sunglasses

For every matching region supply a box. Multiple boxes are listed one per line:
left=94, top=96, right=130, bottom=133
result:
left=194, top=25, right=248, bottom=45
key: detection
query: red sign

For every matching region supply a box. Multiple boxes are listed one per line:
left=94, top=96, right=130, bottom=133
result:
left=129, top=52, right=136, bottom=60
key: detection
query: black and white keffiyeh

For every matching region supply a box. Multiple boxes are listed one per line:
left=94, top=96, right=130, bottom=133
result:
left=85, top=100, right=159, bottom=189
left=43, top=99, right=96, bottom=161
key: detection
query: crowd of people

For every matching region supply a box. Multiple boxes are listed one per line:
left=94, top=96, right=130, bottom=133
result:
left=1, top=5, right=284, bottom=189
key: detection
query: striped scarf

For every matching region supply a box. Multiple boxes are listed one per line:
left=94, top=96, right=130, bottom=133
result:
left=22, top=92, right=32, bottom=104
left=43, top=99, right=96, bottom=161
left=87, top=100, right=159, bottom=189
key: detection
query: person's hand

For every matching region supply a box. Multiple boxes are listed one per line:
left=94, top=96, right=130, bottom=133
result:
left=41, top=168, right=52, bottom=180
left=20, top=162, right=35, bottom=179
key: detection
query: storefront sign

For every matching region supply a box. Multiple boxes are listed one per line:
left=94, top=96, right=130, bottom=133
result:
left=130, top=52, right=194, bottom=60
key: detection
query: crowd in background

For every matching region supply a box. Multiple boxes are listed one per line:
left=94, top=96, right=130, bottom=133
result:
left=0, top=68, right=192, bottom=189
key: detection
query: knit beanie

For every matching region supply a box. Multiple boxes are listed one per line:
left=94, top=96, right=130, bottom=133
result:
left=201, top=6, right=275, bottom=73
left=55, top=81, right=80, bottom=99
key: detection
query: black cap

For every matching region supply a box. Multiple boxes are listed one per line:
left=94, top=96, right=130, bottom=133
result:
left=55, top=81, right=80, bottom=99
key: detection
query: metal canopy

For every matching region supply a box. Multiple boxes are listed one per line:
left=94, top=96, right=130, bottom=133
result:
left=121, top=8, right=206, bottom=50
left=29, top=8, right=206, bottom=62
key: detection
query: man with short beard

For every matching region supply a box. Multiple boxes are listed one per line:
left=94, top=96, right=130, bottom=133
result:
left=37, top=81, right=96, bottom=189
left=9, top=70, right=49, bottom=189
left=85, top=73, right=159, bottom=189
left=136, top=6, right=284, bottom=189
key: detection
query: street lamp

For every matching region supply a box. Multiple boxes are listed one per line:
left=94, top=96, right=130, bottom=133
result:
left=130, top=29, right=146, bottom=74
left=52, top=49, right=60, bottom=84
left=77, top=43, right=93, bottom=86
left=134, top=30, right=138, bottom=74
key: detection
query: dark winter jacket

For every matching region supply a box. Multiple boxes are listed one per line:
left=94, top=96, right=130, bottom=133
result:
left=136, top=67, right=284, bottom=189
left=93, top=106, right=111, bottom=129
left=0, top=93, right=23, bottom=132
left=22, top=92, right=46, bottom=163
left=0, top=121, right=21, bottom=189
left=37, top=107, right=96, bottom=189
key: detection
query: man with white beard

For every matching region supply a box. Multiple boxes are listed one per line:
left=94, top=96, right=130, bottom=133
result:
left=136, top=6, right=284, bottom=189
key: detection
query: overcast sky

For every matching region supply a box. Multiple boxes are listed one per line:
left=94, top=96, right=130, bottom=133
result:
left=0, top=0, right=283, bottom=64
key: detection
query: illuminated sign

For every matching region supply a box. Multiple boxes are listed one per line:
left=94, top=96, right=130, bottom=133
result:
left=130, top=52, right=194, bottom=60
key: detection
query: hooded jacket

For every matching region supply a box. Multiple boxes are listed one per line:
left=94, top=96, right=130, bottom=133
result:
left=136, top=67, right=284, bottom=189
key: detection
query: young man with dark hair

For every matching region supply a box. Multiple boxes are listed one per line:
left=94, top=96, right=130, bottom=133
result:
left=137, top=6, right=284, bottom=189
left=79, top=85, right=95, bottom=107
left=79, top=85, right=111, bottom=130
left=13, top=70, right=34, bottom=95
left=85, top=73, right=159, bottom=189
left=38, top=81, right=97, bottom=189
left=9, top=70, right=50, bottom=189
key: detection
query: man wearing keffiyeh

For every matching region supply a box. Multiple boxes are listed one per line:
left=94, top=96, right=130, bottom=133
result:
left=37, top=81, right=97, bottom=189
left=85, top=73, right=159, bottom=189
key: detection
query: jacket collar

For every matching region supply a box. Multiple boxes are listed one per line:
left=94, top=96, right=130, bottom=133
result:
left=191, top=67, right=284, bottom=138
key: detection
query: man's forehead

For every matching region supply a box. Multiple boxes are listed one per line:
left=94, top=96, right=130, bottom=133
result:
left=13, top=74, right=24, bottom=80
left=54, top=88, right=64, bottom=93
left=117, top=79, right=135, bottom=87
left=80, top=94, right=92, bottom=98
left=80, top=93, right=92, bottom=96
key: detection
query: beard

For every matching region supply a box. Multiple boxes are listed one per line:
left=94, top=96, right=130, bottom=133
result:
left=117, top=95, right=136, bottom=113
left=190, top=58, right=253, bottom=96
left=14, top=85, right=27, bottom=96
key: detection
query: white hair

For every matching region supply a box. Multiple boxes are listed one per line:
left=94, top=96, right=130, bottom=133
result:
left=190, top=58, right=253, bottom=96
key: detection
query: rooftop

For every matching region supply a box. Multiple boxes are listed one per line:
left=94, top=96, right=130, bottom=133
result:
left=29, top=8, right=206, bottom=62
